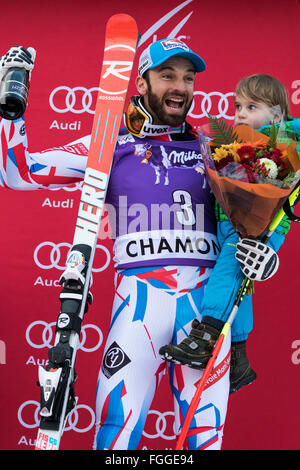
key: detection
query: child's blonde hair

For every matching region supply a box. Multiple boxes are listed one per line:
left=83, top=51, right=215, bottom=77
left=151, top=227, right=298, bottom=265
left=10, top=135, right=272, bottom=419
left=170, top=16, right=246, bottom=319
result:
left=235, top=74, right=290, bottom=119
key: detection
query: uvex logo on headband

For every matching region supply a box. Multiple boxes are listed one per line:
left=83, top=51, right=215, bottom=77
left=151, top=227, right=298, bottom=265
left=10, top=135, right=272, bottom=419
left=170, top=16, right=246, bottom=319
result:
left=160, top=39, right=190, bottom=51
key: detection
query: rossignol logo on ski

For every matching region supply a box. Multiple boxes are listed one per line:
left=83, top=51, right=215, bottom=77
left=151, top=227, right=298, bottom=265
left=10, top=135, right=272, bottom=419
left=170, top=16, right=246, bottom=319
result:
left=57, top=313, right=71, bottom=328
left=99, top=44, right=136, bottom=97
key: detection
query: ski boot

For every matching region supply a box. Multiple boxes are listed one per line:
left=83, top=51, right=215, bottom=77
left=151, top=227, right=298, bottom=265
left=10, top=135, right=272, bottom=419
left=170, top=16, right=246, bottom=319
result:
left=230, top=341, right=257, bottom=394
left=159, top=318, right=220, bottom=369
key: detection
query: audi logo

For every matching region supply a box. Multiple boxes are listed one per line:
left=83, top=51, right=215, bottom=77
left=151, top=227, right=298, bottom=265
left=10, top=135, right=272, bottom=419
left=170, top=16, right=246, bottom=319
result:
left=49, top=86, right=236, bottom=119
left=143, top=410, right=176, bottom=440
left=33, top=241, right=111, bottom=272
left=49, top=181, right=83, bottom=192
left=26, top=320, right=103, bottom=352
left=18, top=401, right=175, bottom=439
left=18, top=400, right=95, bottom=433
left=189, top=91, right=236, bottom=120
left=49, top=86, right=100, bottom=114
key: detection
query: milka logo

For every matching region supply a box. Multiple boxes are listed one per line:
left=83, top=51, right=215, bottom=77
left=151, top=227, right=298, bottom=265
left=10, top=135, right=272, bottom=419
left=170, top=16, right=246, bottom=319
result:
left=168, top=149, right=202, bottom=165
left=135, top=143, right=204, bottom=185
left=138, top=0, right=194, bottom=47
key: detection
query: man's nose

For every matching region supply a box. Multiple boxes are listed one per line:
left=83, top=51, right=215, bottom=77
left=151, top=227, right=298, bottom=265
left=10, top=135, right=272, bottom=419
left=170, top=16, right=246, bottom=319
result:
left=173, top=78, right=187, bottom=93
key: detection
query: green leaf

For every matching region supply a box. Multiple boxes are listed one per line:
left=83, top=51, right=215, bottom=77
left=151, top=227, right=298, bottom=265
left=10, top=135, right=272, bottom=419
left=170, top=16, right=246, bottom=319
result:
left=266, top=122, right=278, bottom=148
left=208, top=115, right=240, bottom=145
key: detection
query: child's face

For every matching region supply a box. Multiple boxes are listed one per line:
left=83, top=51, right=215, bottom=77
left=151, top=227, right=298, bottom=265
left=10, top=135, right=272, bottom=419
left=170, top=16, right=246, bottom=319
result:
left=234, top=94, right=280, bottom=129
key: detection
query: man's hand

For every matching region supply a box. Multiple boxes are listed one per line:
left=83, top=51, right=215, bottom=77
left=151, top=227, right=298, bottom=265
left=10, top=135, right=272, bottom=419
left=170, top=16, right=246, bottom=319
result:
left=235, top=238, right=279, bottom=281
left=0, top=46, right=36, bottom=81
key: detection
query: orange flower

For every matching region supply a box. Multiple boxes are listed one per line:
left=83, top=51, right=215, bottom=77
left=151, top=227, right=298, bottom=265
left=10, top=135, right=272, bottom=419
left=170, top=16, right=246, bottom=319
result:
left=242, top=139, right=266, bottom=148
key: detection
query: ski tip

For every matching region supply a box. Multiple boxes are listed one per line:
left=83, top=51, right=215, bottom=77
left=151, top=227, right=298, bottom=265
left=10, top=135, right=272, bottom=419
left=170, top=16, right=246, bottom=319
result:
left=107, top=13, right=137, bottom=27
left=106, top=13, right=138, bottom=39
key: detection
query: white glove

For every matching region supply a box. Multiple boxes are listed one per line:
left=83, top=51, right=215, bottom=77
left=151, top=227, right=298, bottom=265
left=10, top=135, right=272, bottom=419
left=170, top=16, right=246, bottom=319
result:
left=0, top=46, right=36, bottom=81
left=235, top=238, right=279, bottom=281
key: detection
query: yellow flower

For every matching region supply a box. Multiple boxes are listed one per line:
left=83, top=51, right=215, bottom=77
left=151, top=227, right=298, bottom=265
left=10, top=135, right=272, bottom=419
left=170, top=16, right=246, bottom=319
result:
left=225, top=141, right=241, bottom=162
left=212, top=146, right=229, bottom=162
left=212, top=142, right=242, bottom=163
left=227, top=141, right=241, bottom=152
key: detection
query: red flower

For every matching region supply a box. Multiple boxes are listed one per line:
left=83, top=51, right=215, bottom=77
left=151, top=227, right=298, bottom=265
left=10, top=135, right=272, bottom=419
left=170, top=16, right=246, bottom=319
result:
left=215, top=154, right=234, bottom=170
left=241, top=163, right=256, bottom=182
left=267, top=147, right=288, bottom=170
left=271, top=148, right=283, bottom=164
left=262, top=150, right=271, bottom=158
left=272, top=147, right=282, bottom=157
left=237, top=145, right=256, bottom=160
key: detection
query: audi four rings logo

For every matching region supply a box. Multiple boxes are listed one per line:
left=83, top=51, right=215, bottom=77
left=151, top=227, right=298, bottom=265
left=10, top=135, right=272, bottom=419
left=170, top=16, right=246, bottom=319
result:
left=49, top=86, right=236, bottom=119
left=49, top=86, right=99, bottom=114
left=49, top=181, right=83, bottom=192
left=26, top=320, right=103, bottom=352
left=143, top=410, right=176, bottom=440
left=18, top=401, right=175, bottom=440
left=189, top=91, right=236, bottom=120
left=18, top=400, right=95, bottom=433
left=33, top=241, right=110, bottom=272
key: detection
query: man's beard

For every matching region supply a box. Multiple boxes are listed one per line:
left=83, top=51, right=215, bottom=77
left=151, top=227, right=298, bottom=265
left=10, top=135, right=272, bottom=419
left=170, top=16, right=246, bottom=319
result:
left=146, top=82, right=192, bottom=127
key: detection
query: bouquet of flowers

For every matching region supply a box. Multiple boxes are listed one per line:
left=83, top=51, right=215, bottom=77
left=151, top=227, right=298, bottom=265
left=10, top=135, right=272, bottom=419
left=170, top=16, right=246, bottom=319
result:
left=199, top=118, right=300, bottom=239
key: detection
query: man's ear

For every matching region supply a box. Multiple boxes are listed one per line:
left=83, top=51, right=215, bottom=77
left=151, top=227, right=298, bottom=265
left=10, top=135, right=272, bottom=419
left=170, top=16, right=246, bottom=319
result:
left=136, top=75, right=148, bottom=96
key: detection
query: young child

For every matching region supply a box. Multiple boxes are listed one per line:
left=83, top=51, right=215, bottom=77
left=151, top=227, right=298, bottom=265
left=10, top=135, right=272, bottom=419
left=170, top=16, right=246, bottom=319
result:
left=160, top=74, right=300, bottom=393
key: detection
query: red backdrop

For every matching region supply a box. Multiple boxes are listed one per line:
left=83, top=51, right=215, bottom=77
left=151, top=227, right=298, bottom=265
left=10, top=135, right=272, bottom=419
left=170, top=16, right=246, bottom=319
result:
left=0, top=0, right=300, bottom=451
